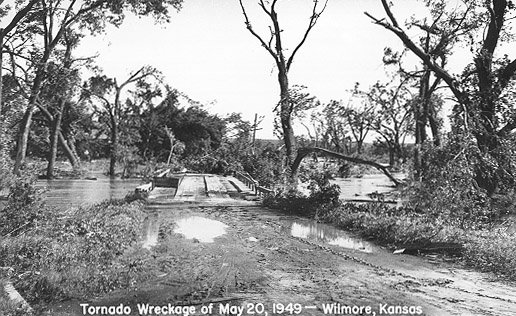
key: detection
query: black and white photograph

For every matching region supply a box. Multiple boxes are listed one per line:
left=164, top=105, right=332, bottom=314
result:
left=1, top=0, right=516, bottom=315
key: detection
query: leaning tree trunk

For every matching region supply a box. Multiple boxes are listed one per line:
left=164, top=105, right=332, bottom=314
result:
left=38, top=103, right=80, bottom=169
left=58, top=132, right=79, bottom=168
left=46, top=99, right=65, bottom=179
left=291, top=147, right=403, bottom=186
left=13, top=50, right=50, bottom=174
left=13, top=107, right=35, bottom=174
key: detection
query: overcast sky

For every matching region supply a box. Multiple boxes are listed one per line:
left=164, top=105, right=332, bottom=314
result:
left=76, top=0, right=431, bottom=139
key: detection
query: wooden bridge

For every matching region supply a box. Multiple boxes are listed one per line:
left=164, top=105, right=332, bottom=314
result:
left=136, top=170, right=274, bottom=207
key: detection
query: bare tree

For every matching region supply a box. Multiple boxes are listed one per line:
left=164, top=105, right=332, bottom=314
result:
left=238, top=0, right=328, bottom=168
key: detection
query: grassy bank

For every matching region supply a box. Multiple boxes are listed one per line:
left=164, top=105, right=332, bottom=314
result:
left=0, top=175, right=151, bottom=315
left=264, top=177, right=516, bottom=282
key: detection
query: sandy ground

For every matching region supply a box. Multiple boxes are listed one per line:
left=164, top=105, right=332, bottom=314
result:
left=46, top=202, right=516, bottom=316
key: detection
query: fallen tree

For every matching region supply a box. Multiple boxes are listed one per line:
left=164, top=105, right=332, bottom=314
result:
left=291, top=147, right=404, bottom=186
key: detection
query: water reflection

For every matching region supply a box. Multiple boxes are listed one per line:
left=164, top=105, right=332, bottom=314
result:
left=37, top=177, right=144, bottom=208
left=286, top=220, right=374, bottom=253
left=142, top=213, right=160, bottom=249
left=174, top=216, right=228, bottom=243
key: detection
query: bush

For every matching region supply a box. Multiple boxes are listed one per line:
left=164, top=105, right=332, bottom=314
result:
left=462, top=227, right=516, bottom=280
left=0, top=188, right=149, bottom=308
left=403, top=137, right=495, bottom=226
left=263, top=171, right=341, bottom=217
left=0, top=173, right=47, bottom=237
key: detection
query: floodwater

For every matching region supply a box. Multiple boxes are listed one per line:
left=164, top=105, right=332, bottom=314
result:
left=283, top=219, right=376, bottom=253
left=173, top=216, right=228, bottom=243
left=332, top=173, right=404, bottom=202
left=37, top=176, right=144, bottom=208
left=38, top=173, right=403, bottom=208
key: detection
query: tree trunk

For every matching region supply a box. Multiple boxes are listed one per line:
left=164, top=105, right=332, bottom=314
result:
left=37, top=102, right=80, bottom=169
left=278, top=68, right=297, bottom=168
left=356, top=140, right=363, bottom=154
left=46, top=100, right=65, bottom=179
left=58, top=132, right=79, bottom=168
left=428, top=107, right=441, bottom=146
left=388, top=147, right=395, bottom=167
left=66, top=134, right=80, bottom=166
left=109, top=121, right=118, bottom=176
left=292, top=147, right=403, bottom=186
left=13, top=63, right=48, bottom=174
left=13, top=107, right=35, bottom=174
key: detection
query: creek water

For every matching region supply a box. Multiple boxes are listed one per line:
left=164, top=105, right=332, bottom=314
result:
left=38, top=173, right=402, bottom=208
left=332, top=173, right=403, bottom=201
left=38, top=173, right=400, bottom=251
left=37, top=176, right=144, bottom=208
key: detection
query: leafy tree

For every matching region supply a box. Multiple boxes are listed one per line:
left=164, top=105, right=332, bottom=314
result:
left=318, top=100, right=351, bottom=153
left=83, top=66, right=161, bottom=175
left=138, top=90, right=227, bottom=163
left=5, top=0, right=183, bottom=174
left=38, top=29, right=85, bottom=178
left=366, top=80, right=413, bottom=167
left=367, top=0, right=516, bottom=194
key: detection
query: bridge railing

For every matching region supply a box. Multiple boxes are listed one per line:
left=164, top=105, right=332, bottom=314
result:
left=235, top=171, right=275, bottom=197
left=135, top=168, right=171, bottom=193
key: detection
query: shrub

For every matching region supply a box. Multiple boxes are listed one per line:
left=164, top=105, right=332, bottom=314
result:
left=403, top=137, right=495, bottom=226
left=263, top=171, right=341, bottom=217
left=462, top=227, right=516, bottom=280
left=0, top=173, right=47, bottom=237
left=0, top=196, right=149, bottom=307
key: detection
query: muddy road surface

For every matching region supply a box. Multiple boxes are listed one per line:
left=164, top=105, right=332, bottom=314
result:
left=47, top=202, right=516, bottom=316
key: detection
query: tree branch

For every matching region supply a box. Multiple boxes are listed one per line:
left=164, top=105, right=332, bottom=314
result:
left=1, top=0, right=39, bottom=35
left=291, top=147, right=403, bottom=186
left=286, top=0, right=328, bottom=71
left=365, top=5, right=468, bottom=106
left=238, top=0, right=279, bottom=64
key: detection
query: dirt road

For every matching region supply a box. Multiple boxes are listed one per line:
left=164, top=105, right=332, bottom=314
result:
left=49, top=202, right=516, bottom=316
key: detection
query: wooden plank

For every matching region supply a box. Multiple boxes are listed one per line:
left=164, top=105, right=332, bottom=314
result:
left=205, top=176, right=229, bottom=198
left=220, top=177, right=239, bottom=193
left=175, top=176, right=207, bottom=201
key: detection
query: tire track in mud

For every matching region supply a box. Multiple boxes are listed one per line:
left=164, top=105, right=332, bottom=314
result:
left=213, top=206, right=516, bottom=316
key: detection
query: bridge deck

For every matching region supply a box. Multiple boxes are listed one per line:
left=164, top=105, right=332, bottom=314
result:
left=147, top=174, right=260, bottom=207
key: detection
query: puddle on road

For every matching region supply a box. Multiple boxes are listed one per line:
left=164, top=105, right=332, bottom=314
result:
left=142, top=213, right=160, bottom=249
left=284, top=220, right=375, bottom=253
left=174, top=216, right=228, bottom=243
